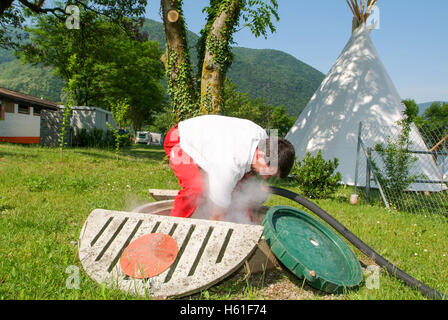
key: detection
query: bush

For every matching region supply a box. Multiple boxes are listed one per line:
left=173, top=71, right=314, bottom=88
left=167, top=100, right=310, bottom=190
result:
left=103, top=129, right=115, bottom=148
left=90, top=128, right=104, bottom=147
left=116, top=132, right=131, bottom=148
left=372, top=120, right=420, bottom=199
left=292, top=150, right=342, bottom=199
left=72, top=127, right=130, bottom=150
left=73, top=128, right=119, bottom=149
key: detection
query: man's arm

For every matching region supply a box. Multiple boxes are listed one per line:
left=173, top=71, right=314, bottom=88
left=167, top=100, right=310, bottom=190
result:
left=209, top=171, right=260, bottom=221
left=210, top=202, right=227, bottom=221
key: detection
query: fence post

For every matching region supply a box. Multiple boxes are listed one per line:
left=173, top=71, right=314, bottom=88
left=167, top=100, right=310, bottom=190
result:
left=353, top=122, right=363, bottom=195
left=360, top=139, right=390, bottom=210
left=366, top=147, right=371, bottom=203
left=442, top=141, right=446, bottom=188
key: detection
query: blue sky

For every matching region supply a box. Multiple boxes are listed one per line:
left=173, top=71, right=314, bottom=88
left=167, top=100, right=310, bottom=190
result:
left=145, top=0, right=448, bottom=104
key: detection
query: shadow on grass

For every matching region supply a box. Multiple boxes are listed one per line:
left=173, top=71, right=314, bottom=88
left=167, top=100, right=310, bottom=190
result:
left=0, top=143, right=40, bottom=159
left=73, top=145, right=166, bottom=162
left=74, top=149, right=118, bottom=160
left=122, top=146, right=166, bottom=161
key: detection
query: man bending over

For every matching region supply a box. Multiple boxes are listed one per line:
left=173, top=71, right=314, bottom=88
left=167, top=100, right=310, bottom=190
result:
left=164, top=115, right=295, bottom=222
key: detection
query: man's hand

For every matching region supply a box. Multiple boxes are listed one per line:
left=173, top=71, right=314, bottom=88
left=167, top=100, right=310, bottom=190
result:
left=210, top=203, right=226, bottom=221
left=210, top=213, right=225, bottom=221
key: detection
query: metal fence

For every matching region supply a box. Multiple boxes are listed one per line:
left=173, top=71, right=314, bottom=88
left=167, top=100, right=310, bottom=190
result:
left=353, top=121, right=448, bottom=221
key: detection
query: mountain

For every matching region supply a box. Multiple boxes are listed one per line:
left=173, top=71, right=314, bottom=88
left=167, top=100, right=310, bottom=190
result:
left=0, top=59, right=64, bottom=102
left=228, top=47, right=323, bottom=116
left=0, top=19, right=324, bottom=117
left=0, top=48, right=65, bottom=102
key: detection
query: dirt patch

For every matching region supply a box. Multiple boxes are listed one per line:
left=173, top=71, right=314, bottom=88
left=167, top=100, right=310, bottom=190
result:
left=255, top=270, right=341, bottom=300
left=193, top=267, right=346, bottom=300
left=244, top=268, right=344, bottom=300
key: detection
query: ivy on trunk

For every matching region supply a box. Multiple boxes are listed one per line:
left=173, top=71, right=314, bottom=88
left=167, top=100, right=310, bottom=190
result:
left=160, top=0, right=279, bottom=121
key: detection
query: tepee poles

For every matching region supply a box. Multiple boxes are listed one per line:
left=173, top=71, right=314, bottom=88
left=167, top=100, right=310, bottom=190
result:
left=346, top=0, right=378, bottom=31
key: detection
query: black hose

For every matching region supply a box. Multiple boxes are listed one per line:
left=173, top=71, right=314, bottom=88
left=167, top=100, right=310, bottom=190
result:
left=268, top=186, right=447, bottom=300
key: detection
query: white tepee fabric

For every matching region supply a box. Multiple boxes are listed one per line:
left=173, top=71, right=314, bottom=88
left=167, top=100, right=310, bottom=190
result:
left=436, top=157, right=448, bottom=181
left=286, top=24, right=444, bottom=192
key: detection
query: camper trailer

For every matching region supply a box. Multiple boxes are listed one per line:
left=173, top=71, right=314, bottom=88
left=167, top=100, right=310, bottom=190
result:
left=135, top=131, right=151, bottom=144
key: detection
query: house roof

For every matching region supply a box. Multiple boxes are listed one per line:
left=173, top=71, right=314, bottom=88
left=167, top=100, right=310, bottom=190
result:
left=58, top=105, right=113, bottom=114
left=0, top=87, right=59, bottom=109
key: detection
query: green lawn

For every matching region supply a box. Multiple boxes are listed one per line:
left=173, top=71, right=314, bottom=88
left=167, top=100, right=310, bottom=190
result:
left=1, top=143, right=447, bottom=300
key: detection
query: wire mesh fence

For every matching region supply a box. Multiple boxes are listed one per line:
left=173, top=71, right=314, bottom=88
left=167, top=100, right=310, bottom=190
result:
left=354, top=121, right=448, bottom=222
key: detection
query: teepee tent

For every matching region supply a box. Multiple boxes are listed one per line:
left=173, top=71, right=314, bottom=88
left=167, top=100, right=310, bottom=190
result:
left=286, top=1, right=444, bottom=192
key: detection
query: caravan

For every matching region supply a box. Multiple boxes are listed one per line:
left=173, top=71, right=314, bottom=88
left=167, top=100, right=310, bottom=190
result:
left=135, top=131, right=151, bottom=144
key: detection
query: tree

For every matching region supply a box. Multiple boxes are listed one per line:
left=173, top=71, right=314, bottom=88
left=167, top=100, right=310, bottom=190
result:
left=220, top=79, right=295, bottom=137
left=148, top=104, right=176, bottom=135
left=106, top=99, right=130, bottom=158
left=269, top=106, right=296, bottom=138
left=402, top=99, right=419, bottom=124
left=0, top=1, right=25, bottom=49
left=19, top=8, right=165, bottom=132
left=160, top=0, right=279, bottom=121
left=0, top=0, right=148, bottom=48
left=416, top=102, right=448, bottom=149
left=221, top=79, right=262, bottom=121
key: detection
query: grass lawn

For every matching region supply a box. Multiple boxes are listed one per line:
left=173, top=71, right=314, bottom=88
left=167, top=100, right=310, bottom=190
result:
left=1, top=142, right=447, bottom=300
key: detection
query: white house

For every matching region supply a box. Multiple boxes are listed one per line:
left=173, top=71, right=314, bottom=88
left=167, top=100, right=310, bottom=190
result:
left=0, top=87, right=59, bottom=144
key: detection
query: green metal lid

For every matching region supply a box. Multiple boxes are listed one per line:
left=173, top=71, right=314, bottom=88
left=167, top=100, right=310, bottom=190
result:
left=262, top=206, right=363, bottom=293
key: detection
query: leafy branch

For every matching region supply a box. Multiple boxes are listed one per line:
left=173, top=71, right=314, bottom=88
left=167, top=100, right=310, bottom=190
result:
left=106, top=99, right=129, bottom=159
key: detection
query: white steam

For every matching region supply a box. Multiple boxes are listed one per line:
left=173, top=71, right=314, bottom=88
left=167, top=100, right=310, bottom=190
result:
left=192, top=176, right=269, bottom=225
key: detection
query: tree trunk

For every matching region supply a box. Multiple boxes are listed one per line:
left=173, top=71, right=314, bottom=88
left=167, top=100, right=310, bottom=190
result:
left=160, top=0, right=198, bottom=122
left=200, top=0, right=240, bottom=114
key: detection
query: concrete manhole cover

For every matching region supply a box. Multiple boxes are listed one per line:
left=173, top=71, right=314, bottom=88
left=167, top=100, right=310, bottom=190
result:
left=79, top=209, right=264, bottom=298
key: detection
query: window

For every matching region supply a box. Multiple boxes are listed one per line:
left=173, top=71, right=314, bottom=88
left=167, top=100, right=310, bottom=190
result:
left=4, top=102, right=14, bottom=113
left=18, top=104, right=30, bottom=115
left=33, top=106, right=41, bottom=116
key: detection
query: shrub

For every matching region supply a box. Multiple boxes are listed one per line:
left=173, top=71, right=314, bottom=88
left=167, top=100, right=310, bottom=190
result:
left=90, top=128, right=104, bottom=147
left=292, top=150, right=342, bottom=199
left=103, top=129, right=115, bottom=148
left=74, top=128, right=89, bottom=147
left=372, top=120, right=420, bottom=199
left=116, top=132, right=131, bottom=148
left=73, top=128, right=107, bottom=148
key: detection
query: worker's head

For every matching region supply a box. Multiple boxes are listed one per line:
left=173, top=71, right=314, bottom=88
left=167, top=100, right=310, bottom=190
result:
left=252, top=137, right=295, bottom=179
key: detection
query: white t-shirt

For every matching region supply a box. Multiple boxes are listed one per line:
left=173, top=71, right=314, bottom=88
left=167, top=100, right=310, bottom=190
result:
left=178, top=115, right=268, bottom=208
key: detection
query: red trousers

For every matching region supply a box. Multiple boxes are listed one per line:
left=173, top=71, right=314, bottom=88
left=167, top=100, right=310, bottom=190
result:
left=164, top=125, right=204, bottom=218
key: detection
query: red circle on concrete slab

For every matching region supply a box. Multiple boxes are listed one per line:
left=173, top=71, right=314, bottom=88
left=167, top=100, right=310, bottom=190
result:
left=120, top=233, right=178, bottom=279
